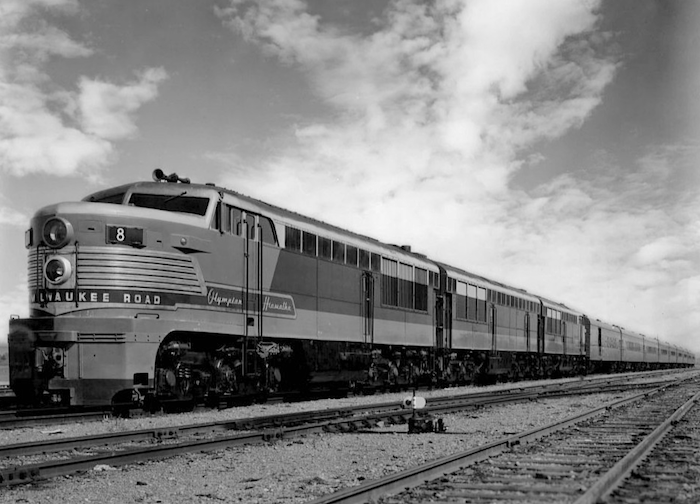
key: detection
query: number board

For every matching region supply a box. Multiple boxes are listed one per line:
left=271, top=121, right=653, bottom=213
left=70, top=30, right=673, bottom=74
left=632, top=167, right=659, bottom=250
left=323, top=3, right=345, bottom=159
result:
left=107, top=226, right=144, bottom=246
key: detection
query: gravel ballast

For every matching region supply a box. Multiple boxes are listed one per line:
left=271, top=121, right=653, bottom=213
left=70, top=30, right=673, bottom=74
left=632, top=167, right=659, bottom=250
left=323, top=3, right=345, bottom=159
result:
left=0, top=377, right=683, bottom=503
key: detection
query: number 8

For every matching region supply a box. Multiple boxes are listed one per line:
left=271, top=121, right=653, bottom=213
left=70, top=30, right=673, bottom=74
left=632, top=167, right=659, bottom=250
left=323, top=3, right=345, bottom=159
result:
left=116, top=228, right=125, bottom=242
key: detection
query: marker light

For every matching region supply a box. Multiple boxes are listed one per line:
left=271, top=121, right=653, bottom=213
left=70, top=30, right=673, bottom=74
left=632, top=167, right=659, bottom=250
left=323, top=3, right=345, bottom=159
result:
left=44, top=256, right=72, bottom=285
left=400, top=396, right=426, bottom=409
left=43, top=218, right=72, bottom=248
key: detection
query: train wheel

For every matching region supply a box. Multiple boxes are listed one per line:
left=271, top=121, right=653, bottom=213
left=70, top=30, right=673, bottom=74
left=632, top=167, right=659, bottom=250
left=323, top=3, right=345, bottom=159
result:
left=509, top=364, right=521, bottom=382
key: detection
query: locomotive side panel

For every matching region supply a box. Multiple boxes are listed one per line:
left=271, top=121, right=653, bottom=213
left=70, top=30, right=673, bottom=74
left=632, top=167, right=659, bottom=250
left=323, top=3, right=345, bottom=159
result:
left=371, top=307, right=416, bottom=346
left=450, top=321, right=491, bottom=352
left=500, top=306, right=522, bottom=352
left=658, top=340, right=671, bottom=365
left=644, top=337, right=659, bottom=367
left=492, top=295, right=529, bottom=353
left=402, top=309, right=435, bottom=347
left=598, top=324, right=623, bottom=364
left=587, top=319, right=623, bottom=370
left=621, top=331, right=645, bottom=364
left=451, top=280, right=491, bottom=351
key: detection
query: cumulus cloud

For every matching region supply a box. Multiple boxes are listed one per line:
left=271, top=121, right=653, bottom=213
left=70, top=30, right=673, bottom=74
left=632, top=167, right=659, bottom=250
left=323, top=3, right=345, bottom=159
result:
left=78, top=68, right=169, bottom=140
left=213, top=0, right=700, bottom=351
left=0, top=0, right=168, bottom=177
left=215, top=0, right=616, bottom=234
left=215, top=0, right=615, bottom=204
left=0, top=206, right=28, bottom=227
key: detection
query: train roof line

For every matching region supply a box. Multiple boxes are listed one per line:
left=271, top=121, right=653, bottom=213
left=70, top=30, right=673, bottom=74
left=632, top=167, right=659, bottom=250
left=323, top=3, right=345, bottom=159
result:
left=97, top=177, right=671, bottom=342
left=148, top=178, right=585, bottom=315
left=198, top=179, right=441, bottom=261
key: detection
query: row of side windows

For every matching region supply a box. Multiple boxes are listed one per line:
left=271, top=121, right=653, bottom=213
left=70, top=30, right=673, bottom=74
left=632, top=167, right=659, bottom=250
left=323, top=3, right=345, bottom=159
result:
left=285, top=226, right=382, bottom=271
left=284, top=225, right=431, bottom=312
left=491, top=290, right=538, bottom=313
left=448, top=279, right=580, bottom=328
left=546, top=308, right=564, bottom=335
left=455, top=281, right=487, bottom=323
left=380, top=258, right=428, bottom=311
left=626, top=341, right=642, bottom=352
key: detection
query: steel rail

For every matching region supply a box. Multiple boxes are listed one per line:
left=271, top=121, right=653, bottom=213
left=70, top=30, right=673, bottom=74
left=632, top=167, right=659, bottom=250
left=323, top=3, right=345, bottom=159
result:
left=0, top=376, right=665, bottom=459
left=0, top=427, right=293, bottom=486
left=573, top=389, right=700, bottom=504
left=0, top=375, right=585, bottom=430
left=0, top=407, right=358, bottom=458
left=0, top=405, right=425, bottom=486
left=306, top=384, right=679, bottom=504
left=0, top=368, right=690, bottom=431
left=1, top=378, right=685, bottom=488
left=0, top=391, right=532, bottom=460
left=0, top=409, right=112, bottom=430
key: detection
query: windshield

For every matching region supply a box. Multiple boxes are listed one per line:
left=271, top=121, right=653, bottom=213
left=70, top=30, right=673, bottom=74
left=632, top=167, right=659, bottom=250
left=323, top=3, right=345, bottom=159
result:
left=91, top=192, right=125, bottom=204
left=128, top=192, right=210, bottom=216
left=83, top=186, right=129, bottom=204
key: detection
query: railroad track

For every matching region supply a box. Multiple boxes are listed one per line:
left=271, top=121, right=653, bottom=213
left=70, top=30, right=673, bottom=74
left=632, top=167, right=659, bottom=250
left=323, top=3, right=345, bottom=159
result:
left=309, top=375, right=700, bottom=503
left=0, top=407, right=113, bottom=430
left=0, top=369, right=688, bottom=431
left=0, top=388, right=546, bottom=479
left=605, top=392, right=700, bottom=503
left=0, top=372, right=694, bottom=487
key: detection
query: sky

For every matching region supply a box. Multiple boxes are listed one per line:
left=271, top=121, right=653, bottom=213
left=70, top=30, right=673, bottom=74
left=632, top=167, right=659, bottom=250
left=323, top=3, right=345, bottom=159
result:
left=1, top=0, right=698, bottom=354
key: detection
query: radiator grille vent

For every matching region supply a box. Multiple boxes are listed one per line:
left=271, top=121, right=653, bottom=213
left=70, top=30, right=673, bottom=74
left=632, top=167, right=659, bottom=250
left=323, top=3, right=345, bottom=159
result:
left=28, top=246, right=205, bottom=295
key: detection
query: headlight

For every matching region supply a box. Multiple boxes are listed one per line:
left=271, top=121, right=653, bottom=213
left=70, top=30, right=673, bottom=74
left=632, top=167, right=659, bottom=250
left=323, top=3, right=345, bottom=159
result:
left=43, top=218, right=72, bottom=248
left=44, top=257, right=72, bottom=285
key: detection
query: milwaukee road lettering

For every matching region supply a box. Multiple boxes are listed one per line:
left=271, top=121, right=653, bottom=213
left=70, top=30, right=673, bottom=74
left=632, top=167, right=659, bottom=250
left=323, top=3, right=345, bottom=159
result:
left=31, top=286, right=297, bottom=318
left=206, top=287, right=296, bottom=317
left=32, top=289, right=161, bottom=305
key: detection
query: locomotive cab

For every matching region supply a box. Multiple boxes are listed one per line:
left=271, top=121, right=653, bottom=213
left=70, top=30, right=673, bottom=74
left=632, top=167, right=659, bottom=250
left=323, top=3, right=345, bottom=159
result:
left=10, top=173, right=223, bottom=407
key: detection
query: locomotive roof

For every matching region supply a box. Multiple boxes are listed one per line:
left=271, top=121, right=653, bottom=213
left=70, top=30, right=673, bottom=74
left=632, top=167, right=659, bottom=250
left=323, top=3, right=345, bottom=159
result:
left=214, top=178, right=582, bottom=316
left=439, top=262, right=538, bottom=297
left=83, top=178, right=686, bottom=345
left=437, top=261, right=582, bottom=315
left=84, top=178, right=583, bottom=312
left=213, top=181, right=439, bottom=267
left=84, top=179, right=438, bottom=269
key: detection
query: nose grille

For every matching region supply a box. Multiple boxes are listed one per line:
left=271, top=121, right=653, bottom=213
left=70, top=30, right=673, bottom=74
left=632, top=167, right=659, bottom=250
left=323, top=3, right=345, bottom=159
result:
left=28, top=246, right=205, bottom=295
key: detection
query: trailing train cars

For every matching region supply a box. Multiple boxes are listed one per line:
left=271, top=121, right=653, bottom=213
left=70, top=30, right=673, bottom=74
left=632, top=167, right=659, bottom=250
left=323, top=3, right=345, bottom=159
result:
left=7, top=171, right=695, bottom=409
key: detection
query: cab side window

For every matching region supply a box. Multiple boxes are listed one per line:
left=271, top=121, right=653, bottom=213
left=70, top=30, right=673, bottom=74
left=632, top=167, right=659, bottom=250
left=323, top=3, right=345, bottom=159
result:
left=245, top=214, right=257, bottom=240
left=216, top=202, right=278, bottom=246
left=231, top=207, right=244, bottom=236
left=259, top=216, right=278, bottom=245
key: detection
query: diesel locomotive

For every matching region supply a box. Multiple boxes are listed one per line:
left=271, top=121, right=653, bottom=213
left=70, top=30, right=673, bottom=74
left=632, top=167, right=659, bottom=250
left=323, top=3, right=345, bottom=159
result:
left=7, top=171, right=695, bottom=410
